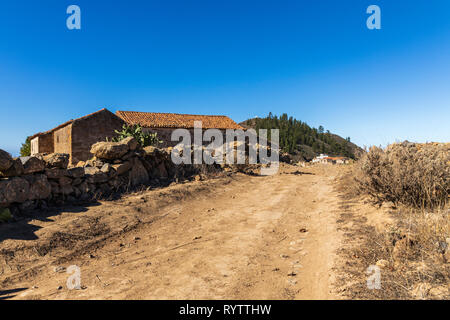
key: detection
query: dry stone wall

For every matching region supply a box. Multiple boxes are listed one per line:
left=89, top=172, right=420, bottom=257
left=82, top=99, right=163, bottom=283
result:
left=0, top=137, right=226, bottom=219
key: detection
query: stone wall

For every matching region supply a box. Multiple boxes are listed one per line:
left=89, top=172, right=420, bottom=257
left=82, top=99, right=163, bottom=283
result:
left=54, top=124, right=72, bottom=157
left=143, top=128, right=175, bottom=148
left=0, top=137, right=226, bottom=218
left=71, top=110, right=125, bottom=164
left=31, top=132, right=54, bottom=155
left=144, top=128, right=230, bottom=148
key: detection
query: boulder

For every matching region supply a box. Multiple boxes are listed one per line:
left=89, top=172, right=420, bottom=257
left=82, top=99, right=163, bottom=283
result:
left=72, top=178, right=83, bottom=186
left=45, top=168, right=67, bottom=179
left=67, top=167, right=85, bottom=178
left=143, top=146, right=156, bottom=155
left=19, top=200, right=37, bottom=212
left=86, top=172, right=109, bottom=184
left=94, top=172, right=109, bottom=184
left=84, top=166, right=108, bottom=184
left=129, top=158, right=149, bottom=186
left=50, top=181, right=60, bottom=194
left=58, top=176, right=73, bottom=187
left=84, top=166, right=100, bottom=176
left=121, top=152, right=135, bottom=161
left=145, top=147, right=169, bottom=162
left=88, top=183, right=97, bottom=193
left=43, top=153, right=69, bottom=169
left=73, top=186, right=81, bottom=198
left=84, top=159, right=95, bottom=167
left=97, top=183, right=112, bottom=195
left=121, top=136, right=138, bottom=151
left=0, top=158, right=24, bottom=177
left=76, top=161, right=86, bottom=168
left=3, top=177, right=30, bottom=203
left=60, top=184, right=74, bottom=195
left=101, top=163, right=113, bottom=174
left=20, top=156, right=45, bottom=174
left=78, top=181, right=90, bottom=194
left=112, top=161, right=132, bottom=175
left=29, top=174, right=52, bottom=200
left=0, top=149, right=13, bottom=171
left=156, top=162, right=168, bottom=179
left=108, top=177, right=122, bottom=189
left=90, top=141, right=129, bottom=160
left=66, top=196, right=77, bottom=203
left=93, top=159, right=105, bottom=168
left=0, top=181, right=7, bottom=206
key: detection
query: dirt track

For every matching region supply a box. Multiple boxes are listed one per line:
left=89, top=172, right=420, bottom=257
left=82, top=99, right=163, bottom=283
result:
left=0, top=165, right=345, bottom=300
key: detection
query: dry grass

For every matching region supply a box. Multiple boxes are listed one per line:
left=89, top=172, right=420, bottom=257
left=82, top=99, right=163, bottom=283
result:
left=334, top=209, right=449, bottom=299
left=335, top=143, right=450, bottom=299
left=354, top=142, right=449, bottom=210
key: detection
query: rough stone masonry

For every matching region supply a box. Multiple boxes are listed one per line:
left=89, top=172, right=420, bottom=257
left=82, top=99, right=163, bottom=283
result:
left=0, top=137, right=231, bottom=220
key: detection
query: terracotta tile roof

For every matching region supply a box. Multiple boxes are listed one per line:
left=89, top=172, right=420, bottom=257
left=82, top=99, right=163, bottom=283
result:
left=30, top=108, right=111, bottom=140
left=116, top=111, right=244, bottom=130
left=324, top=157, right=348, bottom=161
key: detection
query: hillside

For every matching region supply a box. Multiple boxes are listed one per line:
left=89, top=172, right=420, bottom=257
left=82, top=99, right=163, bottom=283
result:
left=240, top=113, right=363, bottom=161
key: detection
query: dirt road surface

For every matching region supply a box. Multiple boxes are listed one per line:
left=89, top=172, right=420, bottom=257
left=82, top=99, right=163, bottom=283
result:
left=0, top=165, right=345, bottom=300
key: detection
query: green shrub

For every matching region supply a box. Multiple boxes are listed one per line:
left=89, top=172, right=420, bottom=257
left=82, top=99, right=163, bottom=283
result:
left=0, top=208, right=12, bottom=223
left=110, top=124, right=162, bottom=147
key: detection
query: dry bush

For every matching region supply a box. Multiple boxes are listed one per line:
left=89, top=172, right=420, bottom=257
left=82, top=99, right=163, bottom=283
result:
left=354, top=142, right=449, bottom=210
left=335, top=206, right=449, bottom=299
left=335, top=167, right=449, bottom=299
left=339, top=143, right=450, bottom=299
left=386, top=208, right=449, bottom=298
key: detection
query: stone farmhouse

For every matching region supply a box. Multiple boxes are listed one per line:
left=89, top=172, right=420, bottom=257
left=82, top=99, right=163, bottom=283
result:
left=31, top=108, right=243, bottom=165
left=115, top=110, right=244, bottom=148
left=30, top=109, right=125, bottom=165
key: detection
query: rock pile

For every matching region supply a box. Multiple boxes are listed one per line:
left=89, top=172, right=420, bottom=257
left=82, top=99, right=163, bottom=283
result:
left=0, top=137, right=225, bottom=217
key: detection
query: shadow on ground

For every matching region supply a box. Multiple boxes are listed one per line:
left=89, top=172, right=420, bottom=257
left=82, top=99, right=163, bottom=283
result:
left=286, top=170, right=315, bottom=175
left=0, top=287, right=28, bottom=300
left=0, top=202, right=101, bottom=242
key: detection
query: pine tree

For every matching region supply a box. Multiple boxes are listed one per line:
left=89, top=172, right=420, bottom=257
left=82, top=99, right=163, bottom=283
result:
left=251, top=113, right=356, bottom=159
left=20, top=137, right=31, bottom=157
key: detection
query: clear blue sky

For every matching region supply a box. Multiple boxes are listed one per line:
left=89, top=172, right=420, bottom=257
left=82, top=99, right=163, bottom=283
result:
left=1, top=0, right=449, bottom=156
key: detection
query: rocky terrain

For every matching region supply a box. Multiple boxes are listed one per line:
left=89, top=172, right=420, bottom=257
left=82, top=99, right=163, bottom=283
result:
left=0, top=137, right=235, bottom=221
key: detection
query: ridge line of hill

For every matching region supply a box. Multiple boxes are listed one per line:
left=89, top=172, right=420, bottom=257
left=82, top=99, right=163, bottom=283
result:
left=239, top=114, right=363, bottom=162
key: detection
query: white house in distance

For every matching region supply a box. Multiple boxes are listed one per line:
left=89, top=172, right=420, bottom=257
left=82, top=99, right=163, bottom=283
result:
left=311, top=154, right=329, bottom=163
left=311, top=154, right=349, bottom=165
